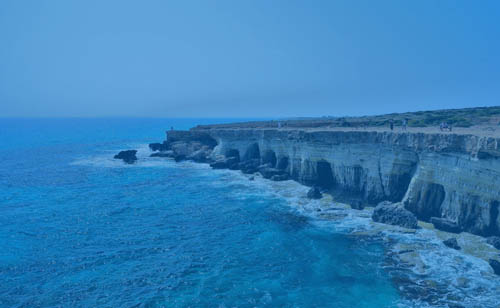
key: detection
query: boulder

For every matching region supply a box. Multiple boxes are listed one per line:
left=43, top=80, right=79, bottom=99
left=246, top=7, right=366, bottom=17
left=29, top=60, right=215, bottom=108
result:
left=430, top=217, right=462, bottom=233
left=271, top=174, right=288, bottom=181
left=307, top=186, right=322, bottom=199
left=443, top=238, right=461, bottom=250
left=487, top=236, right=500, bottom=250
left=350, top=200, right=365, bottom=210
left=489, top=259, right=500, bottom=276
left=372, top=201, right=418, bottom=229
left=114, top=150, right=137, bottom=164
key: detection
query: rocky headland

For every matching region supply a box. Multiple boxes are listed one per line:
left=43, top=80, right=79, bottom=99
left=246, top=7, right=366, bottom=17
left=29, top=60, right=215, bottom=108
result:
left=149, top=127, right=500, bottom=238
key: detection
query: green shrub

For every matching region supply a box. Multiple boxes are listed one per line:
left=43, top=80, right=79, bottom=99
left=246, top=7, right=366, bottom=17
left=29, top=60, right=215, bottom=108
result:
left=409, top=120, right=426, bottom=127
left=453, top=119, right=473, bottom=127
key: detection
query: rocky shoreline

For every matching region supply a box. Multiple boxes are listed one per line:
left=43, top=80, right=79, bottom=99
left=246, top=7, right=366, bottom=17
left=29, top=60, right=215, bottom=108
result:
left=116, top=127, right=500, bottom=279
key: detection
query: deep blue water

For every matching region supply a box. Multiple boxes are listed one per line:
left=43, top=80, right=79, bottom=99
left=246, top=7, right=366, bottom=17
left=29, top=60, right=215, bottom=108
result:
left=0, top=118, right=399, bottom=307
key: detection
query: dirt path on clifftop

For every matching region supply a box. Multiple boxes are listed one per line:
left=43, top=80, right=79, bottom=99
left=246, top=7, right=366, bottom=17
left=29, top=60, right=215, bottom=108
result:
left=217, top=125, right=500, bottom=138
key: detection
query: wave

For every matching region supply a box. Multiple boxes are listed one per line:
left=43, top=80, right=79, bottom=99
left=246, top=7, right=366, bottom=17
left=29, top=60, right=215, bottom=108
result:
left=71, top=147, right=500, bottom=307
left=198, top=165, right=500, bottom=308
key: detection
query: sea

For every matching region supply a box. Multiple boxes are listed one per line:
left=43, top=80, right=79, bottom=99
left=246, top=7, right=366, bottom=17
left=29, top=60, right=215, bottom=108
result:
left=0, top=118, right=499, bottom=308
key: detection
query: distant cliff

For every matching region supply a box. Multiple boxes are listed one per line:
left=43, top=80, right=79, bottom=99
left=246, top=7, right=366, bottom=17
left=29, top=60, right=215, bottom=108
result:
left=163, top=128, right=500, bottom=237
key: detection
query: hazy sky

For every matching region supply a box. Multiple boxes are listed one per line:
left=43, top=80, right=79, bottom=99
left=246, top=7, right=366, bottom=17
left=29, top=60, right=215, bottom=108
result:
left=1, top=0, right=499, bottom=118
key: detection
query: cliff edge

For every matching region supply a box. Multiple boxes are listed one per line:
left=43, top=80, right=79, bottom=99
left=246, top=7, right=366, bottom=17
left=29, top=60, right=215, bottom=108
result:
left=160, top=128, right=500, bottom=237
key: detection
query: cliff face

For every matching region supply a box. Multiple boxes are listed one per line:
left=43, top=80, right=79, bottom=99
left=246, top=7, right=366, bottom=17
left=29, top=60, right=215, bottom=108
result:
left=166, top=129, right=500, bottom=237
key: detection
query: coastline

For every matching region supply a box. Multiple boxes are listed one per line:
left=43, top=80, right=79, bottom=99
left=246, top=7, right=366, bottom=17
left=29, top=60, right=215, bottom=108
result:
left=174, top=158, right=500, bottom=307
left=136, top=124, right=500, bottom=306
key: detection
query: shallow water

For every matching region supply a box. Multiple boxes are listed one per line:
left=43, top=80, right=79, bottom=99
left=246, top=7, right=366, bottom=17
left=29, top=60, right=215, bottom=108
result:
left=0, top=119, right=400, bottom=307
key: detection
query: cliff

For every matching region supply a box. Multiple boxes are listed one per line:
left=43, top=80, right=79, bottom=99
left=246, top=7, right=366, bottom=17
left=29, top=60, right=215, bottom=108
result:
left=163, top=128, right=500, bottom=237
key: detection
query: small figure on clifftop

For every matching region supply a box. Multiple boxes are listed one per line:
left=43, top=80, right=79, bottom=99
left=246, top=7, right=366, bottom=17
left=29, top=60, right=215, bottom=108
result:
left=402, top=118, right=408, bottom=131
left=440, top=122, right=451, bottom=132
left=389, top=119, right=394, bottom=131
left=171, top=126, right=174, bottom=131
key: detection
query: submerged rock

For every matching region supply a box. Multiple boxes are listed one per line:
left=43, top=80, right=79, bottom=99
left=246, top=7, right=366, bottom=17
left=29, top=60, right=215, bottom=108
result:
left=443, top=238, right=461, bottom=250
left=430, top=217, right=462, bottom=233
left=489, top=259, right=500, bottom=276
left=114, top=150, right=137, bottom=164
left=372, top=201, right=418, bottom=229
left=486, top=236, right=500, bottom=250
left=307, top=186, right=322, bottom=199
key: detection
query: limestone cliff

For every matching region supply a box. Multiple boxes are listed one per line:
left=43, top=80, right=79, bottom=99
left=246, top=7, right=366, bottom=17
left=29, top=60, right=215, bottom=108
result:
left=164, top=129, right=500, bottom=237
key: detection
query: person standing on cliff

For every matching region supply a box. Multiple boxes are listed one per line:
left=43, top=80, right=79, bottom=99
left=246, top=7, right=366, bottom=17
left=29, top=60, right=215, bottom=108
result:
left=402, top=118, right=408, bottom=131
left=389, top=119, right=394, bottom=131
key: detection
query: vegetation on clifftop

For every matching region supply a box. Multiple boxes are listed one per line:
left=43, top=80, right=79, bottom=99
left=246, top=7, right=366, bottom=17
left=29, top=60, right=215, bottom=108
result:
left=194, top=106, right=500, bottom=129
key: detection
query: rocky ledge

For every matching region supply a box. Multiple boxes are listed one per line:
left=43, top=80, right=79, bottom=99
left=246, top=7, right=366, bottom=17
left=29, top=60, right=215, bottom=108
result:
left=150, top=128, right=500, bottom=240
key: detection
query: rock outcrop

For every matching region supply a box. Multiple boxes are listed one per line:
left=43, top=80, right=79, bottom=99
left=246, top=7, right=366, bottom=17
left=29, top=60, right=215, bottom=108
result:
left=372, top=201, right=418, bottom=229
left=487, top=236, right=500, bottom=250
left=430, top=217, right=462, bottom=233
left=307, top=187, right=322, bottom=199
left=156, top=128, right=500, bottom=238
left=443, top=238, right=461, bottom=250
left=489, top=259, right=500, bottom=276
left=114, top=150, right=137, bottom=164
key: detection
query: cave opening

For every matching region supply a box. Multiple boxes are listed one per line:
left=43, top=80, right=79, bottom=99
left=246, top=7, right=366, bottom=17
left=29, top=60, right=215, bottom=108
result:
left=262, top=150, right=277, bottom=167
left=277, top=157, right=289, bottom=170
left=243, top=143, right=260, bottom=161
left=489, top=200, right=499, bottom=235
left=316, top=160, right=335, bottom=189
left=225, top=149, right=240, bottom=163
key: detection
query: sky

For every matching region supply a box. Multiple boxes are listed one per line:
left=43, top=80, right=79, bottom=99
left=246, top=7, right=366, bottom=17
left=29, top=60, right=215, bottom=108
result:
left=1, top=0, right=499, bottom=118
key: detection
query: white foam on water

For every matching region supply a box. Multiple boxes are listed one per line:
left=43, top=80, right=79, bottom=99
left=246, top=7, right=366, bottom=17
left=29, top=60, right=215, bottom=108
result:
left=71, top=143, right=179, bottom=168
left=198, top=167, right=500, bottom=307
left=71, top=149, right=500, bottom=307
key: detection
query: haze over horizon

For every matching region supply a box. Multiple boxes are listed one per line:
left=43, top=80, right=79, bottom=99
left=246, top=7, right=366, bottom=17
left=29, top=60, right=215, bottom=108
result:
left=1, top=0, right=499, bottom=118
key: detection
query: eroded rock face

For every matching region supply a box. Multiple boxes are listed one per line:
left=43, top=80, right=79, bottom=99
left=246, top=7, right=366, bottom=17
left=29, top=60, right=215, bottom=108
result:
left=163, top=128, right=500, bottom=237
left=114, top=150, right=137, bottom=164
left=372, top=201, right=418, bottom=229
left=404, top=182, right=445, bottom=221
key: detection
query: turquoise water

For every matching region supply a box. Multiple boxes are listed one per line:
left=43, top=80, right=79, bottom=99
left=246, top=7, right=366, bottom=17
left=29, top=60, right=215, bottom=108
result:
left=0, top=119, right=400, bottom=307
